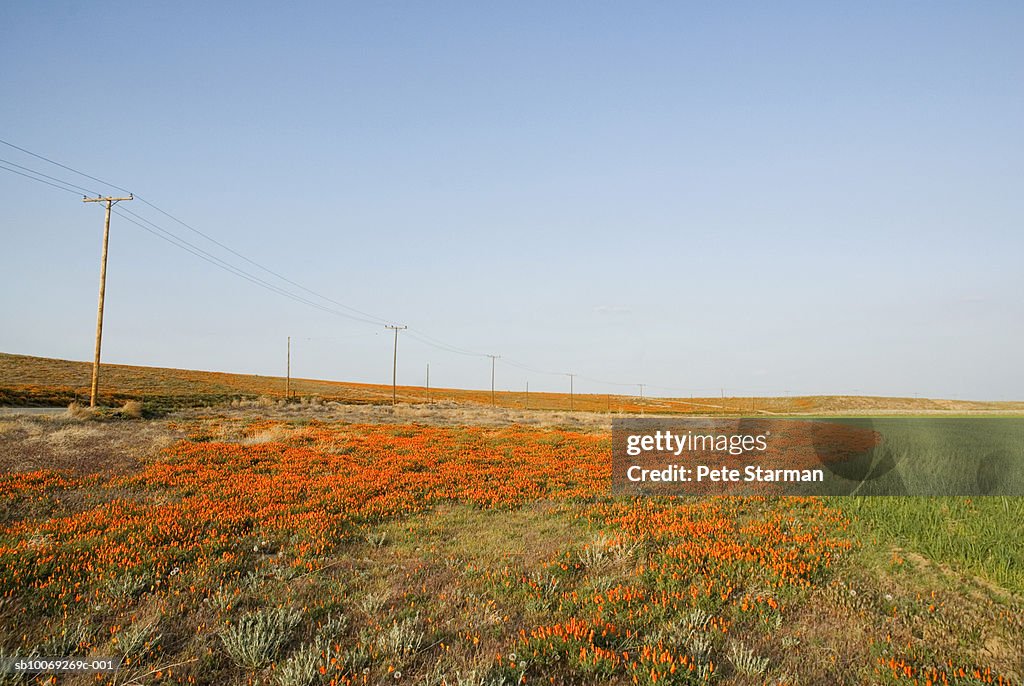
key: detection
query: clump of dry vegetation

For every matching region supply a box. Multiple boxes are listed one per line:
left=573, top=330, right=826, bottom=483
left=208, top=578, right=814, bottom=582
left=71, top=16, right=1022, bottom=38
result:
left=120, top=399, right=144, bottom=419
left=66, top=401, right=97, bottom=420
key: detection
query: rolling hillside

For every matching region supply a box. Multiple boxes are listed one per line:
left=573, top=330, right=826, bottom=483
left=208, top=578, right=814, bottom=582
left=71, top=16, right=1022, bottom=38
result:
left=2, top=352, right=1021, bottom=415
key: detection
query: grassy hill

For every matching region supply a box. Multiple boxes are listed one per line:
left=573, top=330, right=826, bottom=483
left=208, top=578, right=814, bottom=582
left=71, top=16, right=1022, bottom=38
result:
left=2, top=351, right=1021, bottom=415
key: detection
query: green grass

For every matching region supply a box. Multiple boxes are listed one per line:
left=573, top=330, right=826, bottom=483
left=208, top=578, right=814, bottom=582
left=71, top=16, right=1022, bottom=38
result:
left=838, top=496, right=1024, bottom=595
left=831, top=418, right=1024, bottom=496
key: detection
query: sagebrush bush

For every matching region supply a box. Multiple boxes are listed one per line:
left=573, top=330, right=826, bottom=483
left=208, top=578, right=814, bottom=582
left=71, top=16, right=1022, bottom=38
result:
left=274, top=640, right=323, bottom=686
left=376, top=615, right=424, bottom=657
left=728, top=640, right=769, bottom=676
left=219, top=606, right=302, bottom=670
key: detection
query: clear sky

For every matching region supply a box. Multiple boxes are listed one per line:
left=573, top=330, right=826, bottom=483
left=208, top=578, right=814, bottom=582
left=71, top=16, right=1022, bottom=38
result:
left=1, top=1, right=1021, bottom=400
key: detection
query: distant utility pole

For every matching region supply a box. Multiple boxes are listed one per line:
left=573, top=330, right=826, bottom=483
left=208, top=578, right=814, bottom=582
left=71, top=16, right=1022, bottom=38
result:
left=638, top=383, right=645, bottom=416
left=385, top=325, right=407, bottom=405
left=525, top=381, right=529, bottom=409
left=426, top=363, right=430, bottom=404
left=567, top=373, right=576, bottom=412
left=487, top=355, right=500, bottom=406
left=286, top=336, right=291, bottom=398
left=82, top=194, right=133, bottom=407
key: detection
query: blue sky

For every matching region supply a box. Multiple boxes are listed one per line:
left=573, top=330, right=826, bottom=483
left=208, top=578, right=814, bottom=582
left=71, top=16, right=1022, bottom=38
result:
left=1, top=1, right=1022, bottom=399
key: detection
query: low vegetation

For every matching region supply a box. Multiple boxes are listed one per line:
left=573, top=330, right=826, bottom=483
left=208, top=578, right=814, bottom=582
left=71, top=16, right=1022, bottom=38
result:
left=0, top=409, right=1019, bottom=685
left=838, top=496, right=1024, bottom=595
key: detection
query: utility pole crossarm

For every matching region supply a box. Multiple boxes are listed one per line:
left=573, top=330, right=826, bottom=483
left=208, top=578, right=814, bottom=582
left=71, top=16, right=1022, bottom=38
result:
left=82, top=194, right=133, bottom=204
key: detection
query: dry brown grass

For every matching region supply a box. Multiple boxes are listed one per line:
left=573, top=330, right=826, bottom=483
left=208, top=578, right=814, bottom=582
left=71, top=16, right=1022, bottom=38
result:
left=66, top=401, right=97, bottom=420
left=180, top=400, right=616, bottom=431
left=238, top=424, right=294, bottom=445
left=0, top=414, right=182, bottom=475
left=0, top=419, right=19, bottom=437
left=120, top=400, right=144, bottom=418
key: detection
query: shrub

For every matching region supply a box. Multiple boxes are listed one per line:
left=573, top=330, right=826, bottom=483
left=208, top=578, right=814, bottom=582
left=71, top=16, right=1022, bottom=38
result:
left=274, top=640, right=324, bottom=686
left=219, top=606, right=302, bottom=670
left=376, top=614, right=424, bottom=657
left=728, top=640, right=769, bottom=676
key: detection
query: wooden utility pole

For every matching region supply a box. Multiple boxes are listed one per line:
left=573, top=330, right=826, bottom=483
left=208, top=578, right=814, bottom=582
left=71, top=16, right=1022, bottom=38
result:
left=286, top=336, right=291, bottom=397
left=487, top=355, right=499, bottom=406
left=567, top=373, right=576, bottom=411
left=525, top=381, right=529, bottom=409
left=638, top=383, right=645, bottom=416
left=385, top=325, right=407, bottom=405
left=426, top=363, right=430, bottom=403
left=82, top=194, right=132, bottom=407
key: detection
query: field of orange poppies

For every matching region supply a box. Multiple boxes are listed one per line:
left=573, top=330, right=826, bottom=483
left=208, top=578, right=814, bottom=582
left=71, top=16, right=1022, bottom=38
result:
left=0, top=410, right=1021, bottom=685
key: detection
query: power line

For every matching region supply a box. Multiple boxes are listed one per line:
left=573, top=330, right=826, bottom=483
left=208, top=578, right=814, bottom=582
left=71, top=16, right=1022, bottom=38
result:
left=0, top=143, right=519, bottom=372
left=405, top=329, right=488, bottom=358
left=0, top=138, right=131, bottom=194
left=129, top=194, right=393, bottom=326
left=110, top=208, right=388, bottom=326
left=647, top=383, right=722, bottom=394
left=2, top=154, right=490, bottom=365
left=0, top=161, right=90, bottom=196
left=299, top=333, right=381, bottom=342
left=2, top=140, right=741, bottom=403
left=499, top=357, right=563, bottom=377
left=2, top=152, right=648, bottom=398
left=0, top=141, right=393, bottom=326
left=0, top=156, right=100, bottom=196
left=576, top=373, right=642, bottom=388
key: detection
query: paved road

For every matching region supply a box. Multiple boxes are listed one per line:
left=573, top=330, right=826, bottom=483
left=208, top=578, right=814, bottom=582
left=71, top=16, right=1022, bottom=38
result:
left=0, top=407, right=67, bottom=416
